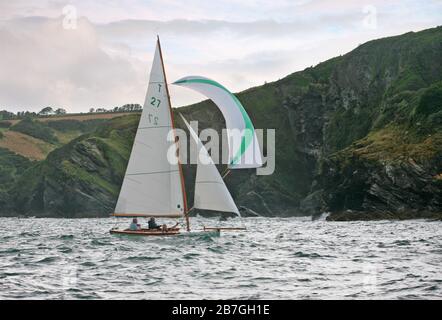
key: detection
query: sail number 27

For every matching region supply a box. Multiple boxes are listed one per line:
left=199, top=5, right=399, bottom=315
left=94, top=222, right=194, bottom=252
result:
left=149, top=84, right=162, bottom=108
left=150, top=97, right=161, bottom=108
left=147, top=84, right=162, bottom=125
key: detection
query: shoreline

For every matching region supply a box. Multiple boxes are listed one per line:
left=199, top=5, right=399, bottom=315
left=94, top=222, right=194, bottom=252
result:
left=326, top=211, right=442, bottom=221
left=0, top=212, right=441, bottom=221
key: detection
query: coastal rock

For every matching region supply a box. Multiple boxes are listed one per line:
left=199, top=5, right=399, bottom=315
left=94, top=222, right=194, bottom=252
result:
left=1, top=27, right=442, bottom=219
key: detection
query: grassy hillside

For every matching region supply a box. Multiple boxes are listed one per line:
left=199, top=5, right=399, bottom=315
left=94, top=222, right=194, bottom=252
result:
left=0, top=112, right=136, bottom=160
left=0, top=148, right=34, bottom=214
left=0, top=131, right=55, bottom=160
left=10, top=118, right=59, bottom=144
left=9, top=114, right=138, bottom=217
left=0, top=26, right=441, bottom=218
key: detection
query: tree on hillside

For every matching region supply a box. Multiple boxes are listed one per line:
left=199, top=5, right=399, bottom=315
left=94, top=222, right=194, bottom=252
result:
left=89, top=108, right=95, bottom=113
left=39, top=107, right=54, bottom=116
left=17, top=111, right=37, bottom=119
left=118, top=104, right=143, bottom=112
left=55, top=108, right=67, bottom=115
left=0, top=110, right=16, bottom=120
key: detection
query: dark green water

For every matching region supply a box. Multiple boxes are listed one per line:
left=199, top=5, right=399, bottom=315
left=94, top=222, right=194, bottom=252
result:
left=0, top=217, right=441, bottom=299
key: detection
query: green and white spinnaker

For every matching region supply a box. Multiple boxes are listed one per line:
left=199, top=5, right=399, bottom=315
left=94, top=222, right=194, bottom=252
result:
left=173, top=76, right=263, bottom=169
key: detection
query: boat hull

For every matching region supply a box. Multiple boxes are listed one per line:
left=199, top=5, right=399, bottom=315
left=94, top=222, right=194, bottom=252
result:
left=109, top=228, right=220, bottom=237
left=110, top=228, right=180, bottom=236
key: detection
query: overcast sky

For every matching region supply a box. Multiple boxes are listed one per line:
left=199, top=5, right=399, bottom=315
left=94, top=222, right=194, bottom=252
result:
left=1, top=0, right=441, bottom=113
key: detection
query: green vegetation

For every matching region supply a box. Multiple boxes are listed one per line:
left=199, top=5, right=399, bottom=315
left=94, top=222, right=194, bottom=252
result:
left=46, top=119, right=107, bottom=132
left=0, top=110, right=16, bottom=121
left=332, top=125, right=442, bottom=163
left=0, top=122, right=12, bottom=129
left=10, top=118, right=59, bottom=144
left=326, top=107, right=374, bottom=151
left=411, top=81, right=442, bottom=133
left=9, top=115, right=138, bottom=216
left=0, top=148, right=34, bottom=191
left=1, top=26, right=442, bottom=217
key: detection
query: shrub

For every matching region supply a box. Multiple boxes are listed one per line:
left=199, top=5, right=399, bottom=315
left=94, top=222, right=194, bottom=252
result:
left=415, top=82, right=442, bottom=118
left=46, top=119, right=107, bottom=133
left=11, top=118, right=58, bottom=144
left=0, top=121, right=12, bottom=128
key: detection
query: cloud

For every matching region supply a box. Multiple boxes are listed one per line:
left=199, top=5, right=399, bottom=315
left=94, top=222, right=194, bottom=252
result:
left=0, top=16, right=146, bottom=111
left=0, top=1, right=441, bottom=112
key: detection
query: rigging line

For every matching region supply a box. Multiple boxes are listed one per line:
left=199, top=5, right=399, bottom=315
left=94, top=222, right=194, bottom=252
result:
left=125, top=174, right=174, bottom=191
left=134, top=140, right=153, bottom=150
left=127, top=170, right=179, bottom=176
left=195, top=181, right=225, bottom=185
left=119, top=179, right=180, bottom=210
left=127, top=165, right=178, bottom=187
left=116, top=181, right=179, bottom=212
left=118, top=194, right=178, bottom=212
left=138, top=125, right=172, bottom=130
left=221, top=168, right=229, bottom=176
left=222, top=169, right=232, bottom=179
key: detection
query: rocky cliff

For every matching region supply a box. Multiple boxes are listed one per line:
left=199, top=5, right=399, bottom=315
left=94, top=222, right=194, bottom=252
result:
left=1, top=26, right=441, bottom=218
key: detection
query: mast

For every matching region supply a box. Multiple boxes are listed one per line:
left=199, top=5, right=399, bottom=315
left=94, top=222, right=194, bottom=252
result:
left=157, top=36, right=190, bottom=232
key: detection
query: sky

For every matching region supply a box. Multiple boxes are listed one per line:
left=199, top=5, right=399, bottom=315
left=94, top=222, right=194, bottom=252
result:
left=0, top=0, right=441, bottom=113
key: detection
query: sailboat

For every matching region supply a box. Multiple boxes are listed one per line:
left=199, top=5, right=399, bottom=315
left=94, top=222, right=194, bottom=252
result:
left=110, top=37, right=243, bottom=236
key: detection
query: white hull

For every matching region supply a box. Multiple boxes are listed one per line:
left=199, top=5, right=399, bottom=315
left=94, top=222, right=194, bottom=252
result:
left=110, top=228, right=220, bottom=237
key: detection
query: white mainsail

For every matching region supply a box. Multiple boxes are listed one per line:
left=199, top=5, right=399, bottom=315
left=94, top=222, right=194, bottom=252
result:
left=114, top=39, right=186, bottom=217
left=180, top=115, right=240, bottom=216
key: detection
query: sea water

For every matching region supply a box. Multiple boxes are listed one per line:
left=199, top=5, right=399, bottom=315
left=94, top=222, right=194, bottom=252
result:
left=0, top=217, right=440, bottom=299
